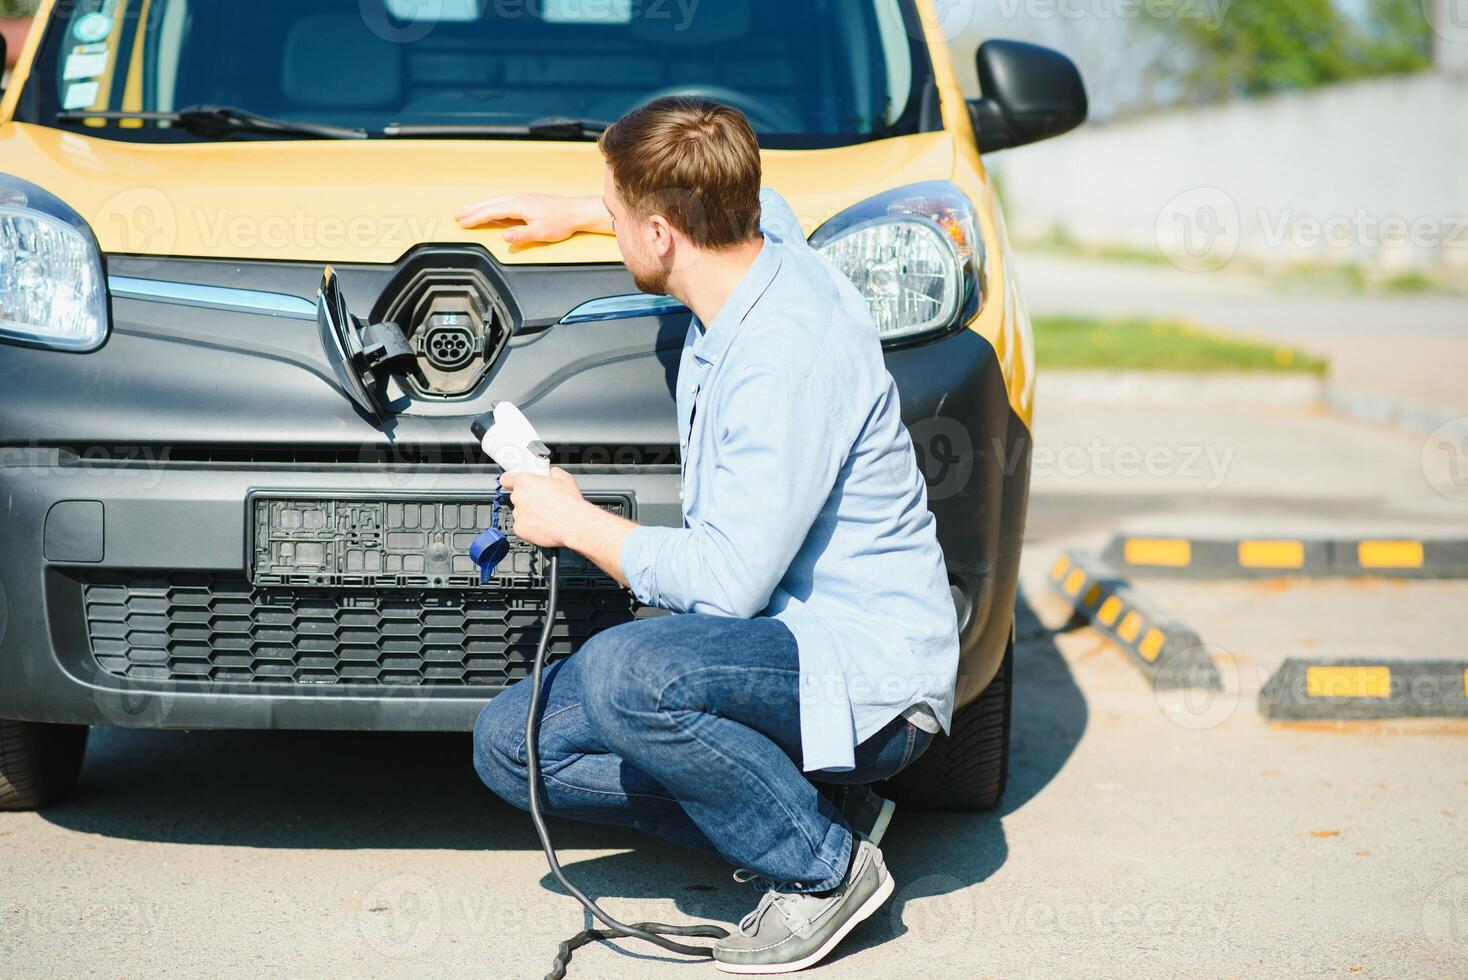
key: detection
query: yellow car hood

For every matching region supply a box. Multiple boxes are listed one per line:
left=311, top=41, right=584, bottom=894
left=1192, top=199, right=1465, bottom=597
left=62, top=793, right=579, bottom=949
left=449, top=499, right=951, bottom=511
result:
left=0, top=123, right=955, bottom=264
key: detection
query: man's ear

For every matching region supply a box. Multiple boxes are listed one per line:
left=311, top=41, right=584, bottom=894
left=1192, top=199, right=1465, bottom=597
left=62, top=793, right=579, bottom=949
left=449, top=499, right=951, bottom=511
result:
left=645, top=213, right=678, bottom=258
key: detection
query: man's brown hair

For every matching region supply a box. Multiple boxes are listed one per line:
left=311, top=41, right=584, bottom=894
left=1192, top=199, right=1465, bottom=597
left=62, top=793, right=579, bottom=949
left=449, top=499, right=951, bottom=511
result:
left=598, top=96, right=762, bottom=250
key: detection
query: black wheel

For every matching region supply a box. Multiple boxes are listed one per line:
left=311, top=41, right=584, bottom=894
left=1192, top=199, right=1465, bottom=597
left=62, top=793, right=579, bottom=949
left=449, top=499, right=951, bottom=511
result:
left=0, top=719, right=89, bottom=810
left=879, top=636, right=1013, bottom=811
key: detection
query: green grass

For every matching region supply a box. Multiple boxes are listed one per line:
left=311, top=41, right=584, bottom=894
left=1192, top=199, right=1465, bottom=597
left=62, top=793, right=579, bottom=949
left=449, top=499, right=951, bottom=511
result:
left=1033, top=314, right=1329, bottom=374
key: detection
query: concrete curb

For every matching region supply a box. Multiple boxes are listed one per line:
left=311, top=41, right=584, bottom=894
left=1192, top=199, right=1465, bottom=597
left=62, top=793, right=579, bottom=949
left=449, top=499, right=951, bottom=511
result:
left=1041, top=370, right=1324, bottom=408
left=1040, top=371, right=1465, bottom=438
left=1047, top=550, right=1222, bottom=691
left=1323, top=386, right=1465, bottom=437
left=1259, top=658, right=1468, bottom=721
left=1100, top=535, right=1468, bottom=579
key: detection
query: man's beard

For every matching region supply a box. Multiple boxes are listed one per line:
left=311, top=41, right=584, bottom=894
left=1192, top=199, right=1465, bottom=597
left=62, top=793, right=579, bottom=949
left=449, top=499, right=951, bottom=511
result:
left=630, top=262, right=669, bottom=296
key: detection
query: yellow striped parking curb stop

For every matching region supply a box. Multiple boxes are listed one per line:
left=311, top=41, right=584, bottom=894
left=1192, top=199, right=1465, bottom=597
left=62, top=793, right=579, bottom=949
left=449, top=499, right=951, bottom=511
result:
left=1047, top=551, right=1221, bottom=692
left=1102, top=536, right=1468, bottom=579
left=1259, top=659, right=1468, bottom=720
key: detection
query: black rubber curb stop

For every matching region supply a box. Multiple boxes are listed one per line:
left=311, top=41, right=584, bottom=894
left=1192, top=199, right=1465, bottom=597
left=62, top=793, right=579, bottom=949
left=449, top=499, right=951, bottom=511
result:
left=1100, top=536, right=1468, bottom=579
left=1047, top=551, right=1222, bottom=692
left=1259, top=658, right=1468, bottom=721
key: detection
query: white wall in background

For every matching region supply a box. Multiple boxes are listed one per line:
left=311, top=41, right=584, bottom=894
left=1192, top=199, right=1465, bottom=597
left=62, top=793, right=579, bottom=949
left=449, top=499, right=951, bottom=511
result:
left=991, top=70, right=1468, bottom=273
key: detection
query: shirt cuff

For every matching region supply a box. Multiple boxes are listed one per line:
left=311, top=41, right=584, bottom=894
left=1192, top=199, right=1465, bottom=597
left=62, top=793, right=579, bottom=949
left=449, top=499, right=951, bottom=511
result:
left=618, top=524, right=678, bottom=609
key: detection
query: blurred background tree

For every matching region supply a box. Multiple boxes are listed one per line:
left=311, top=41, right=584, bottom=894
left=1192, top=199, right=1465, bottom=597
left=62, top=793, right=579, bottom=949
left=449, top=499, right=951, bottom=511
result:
left=0, top=0, right=38, bottom=17
left=1144, top=0, right=1432, bottom=102
left=960, top=0, right=1435, bottom=119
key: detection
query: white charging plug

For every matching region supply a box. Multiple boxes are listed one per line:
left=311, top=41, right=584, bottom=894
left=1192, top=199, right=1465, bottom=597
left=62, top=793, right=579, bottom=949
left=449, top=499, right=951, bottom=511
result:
left=471, top=401, right=552, bottom=476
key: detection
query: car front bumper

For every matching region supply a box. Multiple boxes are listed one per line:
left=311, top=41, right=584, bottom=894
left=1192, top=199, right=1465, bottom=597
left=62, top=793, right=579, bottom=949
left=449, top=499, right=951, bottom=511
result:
left=0, top=257, right=1027, bottom=731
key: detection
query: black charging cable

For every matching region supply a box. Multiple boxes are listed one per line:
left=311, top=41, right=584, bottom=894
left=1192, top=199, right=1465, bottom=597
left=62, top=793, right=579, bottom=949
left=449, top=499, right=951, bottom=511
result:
left=524, top=549, right=730, bottom=980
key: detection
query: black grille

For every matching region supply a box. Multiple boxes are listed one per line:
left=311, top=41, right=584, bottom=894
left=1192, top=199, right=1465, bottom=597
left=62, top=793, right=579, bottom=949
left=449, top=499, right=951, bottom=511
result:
left=82, top=572, right=634, bottom=687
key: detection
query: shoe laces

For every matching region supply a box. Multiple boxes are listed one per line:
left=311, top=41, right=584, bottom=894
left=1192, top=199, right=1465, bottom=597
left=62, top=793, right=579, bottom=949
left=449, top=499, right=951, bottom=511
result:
left=732, top=868, right=778, bottom=935
left=730, top=869, right=832, bottom=938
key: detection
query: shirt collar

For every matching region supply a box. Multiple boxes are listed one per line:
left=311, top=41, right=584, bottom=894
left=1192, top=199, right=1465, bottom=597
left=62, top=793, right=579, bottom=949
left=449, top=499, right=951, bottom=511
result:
left=689, top=234, right=783, bottom=367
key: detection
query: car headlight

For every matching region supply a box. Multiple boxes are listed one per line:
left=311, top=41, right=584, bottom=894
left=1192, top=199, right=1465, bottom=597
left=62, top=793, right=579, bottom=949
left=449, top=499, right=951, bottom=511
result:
left=810, top=181, right=985, bottom=344
left=0, top=176, right=108, bottom=352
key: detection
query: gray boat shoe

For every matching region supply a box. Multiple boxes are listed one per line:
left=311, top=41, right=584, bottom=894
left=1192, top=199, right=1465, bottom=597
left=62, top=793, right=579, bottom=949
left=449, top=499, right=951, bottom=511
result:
left=713, top=837, right=894, bottom=975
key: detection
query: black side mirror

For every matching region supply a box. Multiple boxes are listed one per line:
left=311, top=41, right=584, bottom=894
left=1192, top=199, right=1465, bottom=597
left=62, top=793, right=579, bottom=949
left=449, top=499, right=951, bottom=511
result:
left=967, top=40, right=1087, bottom=154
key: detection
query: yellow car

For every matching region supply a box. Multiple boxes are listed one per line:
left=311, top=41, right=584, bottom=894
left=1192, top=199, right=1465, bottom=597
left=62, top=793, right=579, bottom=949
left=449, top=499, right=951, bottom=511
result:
left=0, top=0, right=1084, bottom=809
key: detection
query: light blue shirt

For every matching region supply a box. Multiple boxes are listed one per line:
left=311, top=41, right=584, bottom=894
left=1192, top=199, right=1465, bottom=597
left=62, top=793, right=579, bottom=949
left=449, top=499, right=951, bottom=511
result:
left=618, top=188, right=960, bottom=773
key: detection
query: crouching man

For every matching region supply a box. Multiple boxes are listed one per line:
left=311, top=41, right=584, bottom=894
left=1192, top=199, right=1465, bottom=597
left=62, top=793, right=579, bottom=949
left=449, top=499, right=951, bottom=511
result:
left=457, top=97, right=958, bottom=974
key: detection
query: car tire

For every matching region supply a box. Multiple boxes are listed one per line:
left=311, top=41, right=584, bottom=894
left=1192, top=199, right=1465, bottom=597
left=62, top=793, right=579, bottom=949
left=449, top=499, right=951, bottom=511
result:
left=878, top=634, right=1013, bottom=811
left=0, top=719, right=89, bottom=811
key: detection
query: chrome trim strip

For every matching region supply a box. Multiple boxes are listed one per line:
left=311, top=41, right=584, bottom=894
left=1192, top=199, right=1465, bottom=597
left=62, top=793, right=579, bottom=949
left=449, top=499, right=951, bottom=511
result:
left=107, top=275, right=318, bottom=320
left=559, top=293, right=690, bottom=324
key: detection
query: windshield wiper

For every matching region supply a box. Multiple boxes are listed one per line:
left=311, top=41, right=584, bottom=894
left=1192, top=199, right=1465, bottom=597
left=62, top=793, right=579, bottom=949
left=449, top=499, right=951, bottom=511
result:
left=381, top=116, right=610, bottom=140
left=56, top=104, right=368, bottom=140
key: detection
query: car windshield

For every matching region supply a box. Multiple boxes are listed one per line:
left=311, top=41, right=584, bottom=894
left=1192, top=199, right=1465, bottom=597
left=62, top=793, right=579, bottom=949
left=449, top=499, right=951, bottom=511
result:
left=26, top=0, right=936, bottom=149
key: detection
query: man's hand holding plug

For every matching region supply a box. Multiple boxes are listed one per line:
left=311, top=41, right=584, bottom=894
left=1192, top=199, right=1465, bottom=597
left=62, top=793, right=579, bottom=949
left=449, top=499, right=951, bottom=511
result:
left=500, top=468, right=636, bottom=588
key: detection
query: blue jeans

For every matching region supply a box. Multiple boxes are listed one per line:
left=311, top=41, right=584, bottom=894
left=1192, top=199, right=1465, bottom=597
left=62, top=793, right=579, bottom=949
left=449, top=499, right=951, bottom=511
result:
left=472, top=613, right=934, bottom=894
